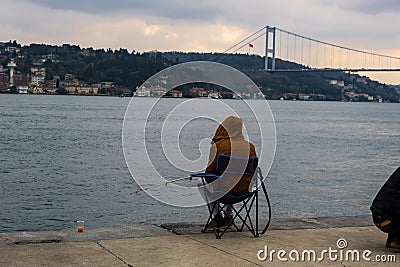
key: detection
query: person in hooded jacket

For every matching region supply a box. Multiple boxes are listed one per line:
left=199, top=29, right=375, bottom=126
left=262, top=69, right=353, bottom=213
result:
left=197, top=116, right=257, bottom=226
left=371, top=167, right=400, bottom=250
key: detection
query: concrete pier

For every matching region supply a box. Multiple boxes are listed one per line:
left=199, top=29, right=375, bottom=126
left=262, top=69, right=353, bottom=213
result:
left=1, top=216, right=398, bottom=266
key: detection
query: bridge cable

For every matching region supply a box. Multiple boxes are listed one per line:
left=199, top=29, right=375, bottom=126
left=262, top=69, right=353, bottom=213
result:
left=208, top=26, right=266, bottom=62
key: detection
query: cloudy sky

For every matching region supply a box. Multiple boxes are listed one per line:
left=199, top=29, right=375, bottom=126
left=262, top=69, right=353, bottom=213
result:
left=2, top=0, right=400, bottom=84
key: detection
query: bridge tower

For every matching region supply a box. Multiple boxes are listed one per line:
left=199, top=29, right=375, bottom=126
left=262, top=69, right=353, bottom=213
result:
left=265, top=26, right=276, bottom=71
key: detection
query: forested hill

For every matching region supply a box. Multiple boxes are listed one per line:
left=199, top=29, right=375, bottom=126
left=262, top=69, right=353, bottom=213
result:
left=161, top=51, right=400, bottom=101
left=1, top=41, right=399, bottom=101
left=0, top=42, right=172, bottom=91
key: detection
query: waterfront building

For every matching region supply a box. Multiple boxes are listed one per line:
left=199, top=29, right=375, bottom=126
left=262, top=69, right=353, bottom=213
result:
left=149, top=85, right=167, bottom=97
left=134, top=86, right=151, bottom=97
left=17, top=85, right=28, bottom=94
left=170, top=90, right=183, bottom=98
left=133, top=85, right=168, bottom=97
left=190, top=87, right=207, bottom=97
left=43, top=86, right=58, bottom=94
left=29, top=86, right=44, bottom=94
left=64, top=84, right=99, bottom=95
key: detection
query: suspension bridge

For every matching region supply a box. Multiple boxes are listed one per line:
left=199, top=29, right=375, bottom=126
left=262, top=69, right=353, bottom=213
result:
left=224, top=26, right=400, bottom=72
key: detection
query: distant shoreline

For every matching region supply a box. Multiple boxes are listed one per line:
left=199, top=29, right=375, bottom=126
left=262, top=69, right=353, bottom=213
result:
left=1, top=93, right=398, bottom=103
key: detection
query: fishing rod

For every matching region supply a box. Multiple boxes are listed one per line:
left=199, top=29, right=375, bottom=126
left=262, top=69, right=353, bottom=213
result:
left=130, top=174, right=278, bottom=195
left=130, top=176, right=193, bottom=195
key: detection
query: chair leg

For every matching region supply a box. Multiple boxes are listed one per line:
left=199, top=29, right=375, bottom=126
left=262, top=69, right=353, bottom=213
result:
left=215, top=202, right=220, bottom=239
left=202, top=201, right=217, bottom=233
left=200, top=187, right=268, bottom=238
left=234, top=195, right=257, bottom=236
left=259, top=181, right=272, bottom=236
left=255, top=190, right=259, bottom=237
left=205, top=201, right=223, bottom=239
left=243, top=197, right=257, bottom=236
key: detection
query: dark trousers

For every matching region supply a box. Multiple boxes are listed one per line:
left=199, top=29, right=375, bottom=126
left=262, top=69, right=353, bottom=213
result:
left=371, top=206, right=400, bottom=238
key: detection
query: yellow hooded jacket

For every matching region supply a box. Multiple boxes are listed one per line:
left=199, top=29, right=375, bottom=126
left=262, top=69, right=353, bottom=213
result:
left=205, top=116, right=257, bottom=194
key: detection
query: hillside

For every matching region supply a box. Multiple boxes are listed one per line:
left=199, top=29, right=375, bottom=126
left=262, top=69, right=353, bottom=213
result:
left=0, top=40, right=399, bottom=101
left=162, top=52, right=400, bottom=102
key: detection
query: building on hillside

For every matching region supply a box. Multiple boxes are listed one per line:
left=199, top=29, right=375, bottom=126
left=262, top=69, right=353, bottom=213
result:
left=31, top=67, right=46, bottom=86
left=220, top=91, right=235, bottom=99
left=134, top=85, right=167, bottom=97
left=29, top=86, right=44, bottom=94
left=190, top=87, right=207, bottom=97
left=149, top=85, right=167, bottom=97
left=119, top=88, right=132, bottom=97
left=168, top=90, right=182, bottom=98
left=63, top=74, right=80, bottom=86
left=134, top=86, right=151, bottom=97
left=329, top=80, right=345, bottom=87
left=64, top=85, right=99, bottom=95
left=297, top=93, right=327, bottom=101
left=283, top=93, right=297, bottom=100
left=31, top=74, right=45, bottom=86
left=356, top=77, right=368, bottom=84
left=17, top=85, right=28, bottom=94
left=101, top=81, right=115, bottom=89
left=344, top=91, right=373, bottom=101
left=97, top=81, right=115, bottom=95
left=43, top=86, right=58, bottom=94
left=41, top=54, right=59, bottom=63
left=48, top=76, right=60, bottom=88
left=5, top=47, right=20, bottom=54
left=208, top=92, right=221, bottom=99
left=65, top=73, right=75, bottom=80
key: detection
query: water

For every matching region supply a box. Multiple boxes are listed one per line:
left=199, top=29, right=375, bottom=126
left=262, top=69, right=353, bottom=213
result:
left=0, top=95, right=398, bottom=232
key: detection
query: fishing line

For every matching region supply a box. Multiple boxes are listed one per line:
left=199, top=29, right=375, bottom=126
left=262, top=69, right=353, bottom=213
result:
left=130, top=174, right=277, bottom=195
left=130, top=176, right=193, bottom=195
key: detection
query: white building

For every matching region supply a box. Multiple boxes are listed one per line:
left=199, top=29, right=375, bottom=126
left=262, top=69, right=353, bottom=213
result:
left=134, top=86, right=151, bottom=97
left=65, top=73, right=75, bottom=80
left=150, top=86, right=167, bottom=97
left=5, top=47, right=20, bottom=54
left=31, top=67, right=46, bottom=86
left=17, top=85, right=28, bottom=94
left=31, top=74, right=45, bottom=85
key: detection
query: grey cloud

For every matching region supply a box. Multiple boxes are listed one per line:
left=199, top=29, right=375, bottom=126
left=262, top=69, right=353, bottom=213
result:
left=10, top=0, right=400, bottom=52
left=20, top=0, right=223, bottom=21
left=314, top=0, right=400, bottom=14
left=350, top=0, right=400, bottom=14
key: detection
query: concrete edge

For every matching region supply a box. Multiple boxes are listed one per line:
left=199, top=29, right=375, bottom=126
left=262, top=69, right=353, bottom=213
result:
left=160, top=215, right=373, bottom=235
left=0, top=224, right=174, bottom=245
left=0, top=215, right=373, bottom=245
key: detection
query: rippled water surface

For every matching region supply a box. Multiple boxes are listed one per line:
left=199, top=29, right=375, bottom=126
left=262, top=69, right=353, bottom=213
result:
left=0, top=95, right=398, bottom=232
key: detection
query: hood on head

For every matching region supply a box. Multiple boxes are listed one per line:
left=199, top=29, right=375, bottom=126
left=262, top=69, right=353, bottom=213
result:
left=212, top=116, right=244, bottom=143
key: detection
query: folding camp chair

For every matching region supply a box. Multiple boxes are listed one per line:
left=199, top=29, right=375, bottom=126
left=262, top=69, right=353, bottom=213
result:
left=192, top=154, right=271, bottom=239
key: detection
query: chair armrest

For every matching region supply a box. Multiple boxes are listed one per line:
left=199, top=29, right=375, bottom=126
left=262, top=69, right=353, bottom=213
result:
left=190, top=173, right=220, bottom=183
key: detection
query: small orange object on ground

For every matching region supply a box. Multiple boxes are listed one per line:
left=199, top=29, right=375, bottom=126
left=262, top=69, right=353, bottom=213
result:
left=76, top=220, right=85, bottom=233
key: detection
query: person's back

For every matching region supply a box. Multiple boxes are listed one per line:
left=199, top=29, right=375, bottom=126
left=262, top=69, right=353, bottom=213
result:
left=205, top=116, right=256, bottom=194
left=371, top=167, right=400, bottom=250
left=197, top=116, right=256, bottom=226
left=371, top=167, right=400, bottom=219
